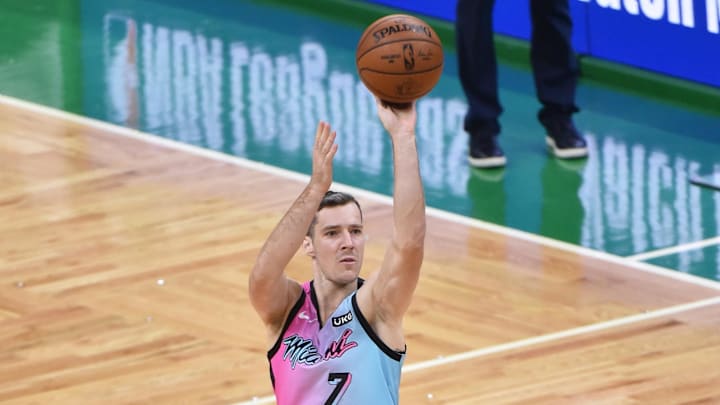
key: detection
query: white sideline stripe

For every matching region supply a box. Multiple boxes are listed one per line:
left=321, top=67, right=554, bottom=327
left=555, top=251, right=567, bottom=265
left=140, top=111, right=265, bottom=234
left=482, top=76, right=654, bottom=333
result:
left=3, top=94, right=718, bottom=291
left=422, top=208, right=720, bottom=290
left=627, top=236, right=720, bottom=261
left=232, top=296, right=720, bottom=405
left=402, top=295, right=720, bottom=372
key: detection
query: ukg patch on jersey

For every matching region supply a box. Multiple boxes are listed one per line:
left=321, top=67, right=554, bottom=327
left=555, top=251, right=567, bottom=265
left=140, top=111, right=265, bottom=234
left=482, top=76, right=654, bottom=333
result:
left=332, top=311, right=353, bottom=327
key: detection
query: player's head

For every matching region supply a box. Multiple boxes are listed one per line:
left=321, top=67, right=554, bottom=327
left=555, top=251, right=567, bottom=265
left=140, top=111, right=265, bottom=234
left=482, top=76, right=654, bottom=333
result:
left=304, top=191, right=365, bottom=283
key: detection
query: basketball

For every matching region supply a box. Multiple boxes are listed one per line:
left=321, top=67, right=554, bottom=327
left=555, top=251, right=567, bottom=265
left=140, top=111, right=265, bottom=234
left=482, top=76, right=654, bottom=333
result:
left=356, top=14, right=444, bottom=106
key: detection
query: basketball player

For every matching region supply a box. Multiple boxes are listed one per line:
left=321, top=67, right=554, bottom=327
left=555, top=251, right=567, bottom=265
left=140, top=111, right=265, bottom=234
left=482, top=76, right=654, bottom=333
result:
left=249, top=99, right=425, bottom=404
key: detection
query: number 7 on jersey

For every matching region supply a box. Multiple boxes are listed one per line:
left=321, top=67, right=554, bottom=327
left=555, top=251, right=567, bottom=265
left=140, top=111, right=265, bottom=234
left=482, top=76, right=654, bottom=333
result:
left=325, top=372, right=351, bottom=405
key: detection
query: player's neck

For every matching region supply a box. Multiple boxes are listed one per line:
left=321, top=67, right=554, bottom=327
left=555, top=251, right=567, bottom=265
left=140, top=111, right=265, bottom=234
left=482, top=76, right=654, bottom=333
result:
left=312, top=277, right=358, bottom=323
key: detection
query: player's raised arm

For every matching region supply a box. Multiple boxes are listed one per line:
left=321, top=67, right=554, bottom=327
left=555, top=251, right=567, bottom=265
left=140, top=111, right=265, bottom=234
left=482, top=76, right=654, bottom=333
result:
left=248, top=122, right=337, bottom=332
left=358, top=100, right=426, bottom=346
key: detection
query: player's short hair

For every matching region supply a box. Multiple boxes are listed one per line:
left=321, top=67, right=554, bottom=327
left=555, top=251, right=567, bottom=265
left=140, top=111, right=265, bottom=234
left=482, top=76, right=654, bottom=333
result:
left=306, top=191, right=363, bottom=237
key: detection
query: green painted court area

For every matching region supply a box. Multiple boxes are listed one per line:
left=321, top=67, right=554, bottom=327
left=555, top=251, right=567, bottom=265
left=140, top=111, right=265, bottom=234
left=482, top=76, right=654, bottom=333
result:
left=2, top=0, right=719, bottom=280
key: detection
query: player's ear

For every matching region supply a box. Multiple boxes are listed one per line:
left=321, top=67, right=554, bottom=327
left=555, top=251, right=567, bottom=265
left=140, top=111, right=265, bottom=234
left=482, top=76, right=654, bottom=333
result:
left=303, top=236, right=315, bottom=257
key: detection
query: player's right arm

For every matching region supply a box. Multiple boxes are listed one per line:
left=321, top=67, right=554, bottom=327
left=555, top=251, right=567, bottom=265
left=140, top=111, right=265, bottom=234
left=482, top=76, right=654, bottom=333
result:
left=249, top=122, right=337, bottom=335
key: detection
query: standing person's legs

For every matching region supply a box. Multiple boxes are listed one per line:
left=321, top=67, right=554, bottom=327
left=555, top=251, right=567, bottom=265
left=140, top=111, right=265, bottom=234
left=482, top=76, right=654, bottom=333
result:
left=530, top=0, right=588, bottom=158
left=456, top=0, right=506, bottom=168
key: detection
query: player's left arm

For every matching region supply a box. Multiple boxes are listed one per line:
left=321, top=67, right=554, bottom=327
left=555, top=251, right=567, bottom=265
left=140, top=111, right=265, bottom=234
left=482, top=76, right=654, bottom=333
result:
left=357, top=100, right=425, bottom=348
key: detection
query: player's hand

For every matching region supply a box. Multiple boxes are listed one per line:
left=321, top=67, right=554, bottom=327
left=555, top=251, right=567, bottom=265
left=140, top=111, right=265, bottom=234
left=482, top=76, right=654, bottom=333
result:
left=310, top=121, right=337, bottom=191
left=375, top=98, right=417, bottom=140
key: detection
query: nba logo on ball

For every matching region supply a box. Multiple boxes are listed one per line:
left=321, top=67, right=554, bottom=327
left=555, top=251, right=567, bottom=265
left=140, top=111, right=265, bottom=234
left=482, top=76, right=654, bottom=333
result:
left=402, top=44, right=415, bottom=70
left=356, top=14, right=444, bottom=105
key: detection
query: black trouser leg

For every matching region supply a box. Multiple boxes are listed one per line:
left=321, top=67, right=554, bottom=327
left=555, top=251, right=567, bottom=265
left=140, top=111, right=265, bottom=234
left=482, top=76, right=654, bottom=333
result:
left=529, top=0, right=580, bottom=125
left=456, top=0, right=502, bottom=138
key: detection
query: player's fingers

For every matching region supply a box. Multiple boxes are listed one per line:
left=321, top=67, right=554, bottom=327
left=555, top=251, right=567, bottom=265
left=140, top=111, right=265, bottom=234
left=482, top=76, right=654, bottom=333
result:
left=314, top=121, right=325, bottom=143
left=316, top=121, right=327, bottom=144
left=375, top=97, right=387, bottom=111
left=328, top=142, right=338, bottom=160
left=324, top=132, right=337, bottom=159
left=319, top=126, right=335, bottom=155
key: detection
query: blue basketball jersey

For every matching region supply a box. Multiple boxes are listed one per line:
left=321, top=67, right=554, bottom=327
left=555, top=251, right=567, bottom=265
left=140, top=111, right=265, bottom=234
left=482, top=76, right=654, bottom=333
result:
left=268, top=281, right=405, bottom=404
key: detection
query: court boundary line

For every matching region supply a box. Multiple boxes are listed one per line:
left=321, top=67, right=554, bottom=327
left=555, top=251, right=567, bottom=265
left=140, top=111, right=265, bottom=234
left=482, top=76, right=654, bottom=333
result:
left=233, top=295, right=720, bottom=404
left=3, top=94, right=719, bottom=291
left=627, top=236, right=720, bottom=261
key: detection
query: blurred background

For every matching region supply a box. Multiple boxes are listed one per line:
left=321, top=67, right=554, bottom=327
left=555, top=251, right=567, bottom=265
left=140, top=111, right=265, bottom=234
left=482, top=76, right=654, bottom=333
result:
left=1, top=0, right=719, bottom=279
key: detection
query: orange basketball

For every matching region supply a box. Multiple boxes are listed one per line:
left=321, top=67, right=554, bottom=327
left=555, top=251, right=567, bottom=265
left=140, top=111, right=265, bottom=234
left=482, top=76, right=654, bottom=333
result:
left=356, top=14, right=444, bottom=105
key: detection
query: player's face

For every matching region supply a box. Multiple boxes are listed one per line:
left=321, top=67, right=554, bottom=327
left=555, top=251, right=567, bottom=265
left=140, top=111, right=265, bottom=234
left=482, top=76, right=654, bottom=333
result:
left=309, top=204, right=365, bottom=284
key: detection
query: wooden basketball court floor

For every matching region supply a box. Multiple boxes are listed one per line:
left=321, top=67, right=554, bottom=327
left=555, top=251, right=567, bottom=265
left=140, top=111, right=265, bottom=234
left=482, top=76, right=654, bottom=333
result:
left=2, top=93, right=720, bottom=404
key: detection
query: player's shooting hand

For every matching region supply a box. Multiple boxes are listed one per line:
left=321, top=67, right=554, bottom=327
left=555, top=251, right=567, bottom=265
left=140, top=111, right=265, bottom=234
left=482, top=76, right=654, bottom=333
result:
left=375, top=98, right=417, bottom=140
